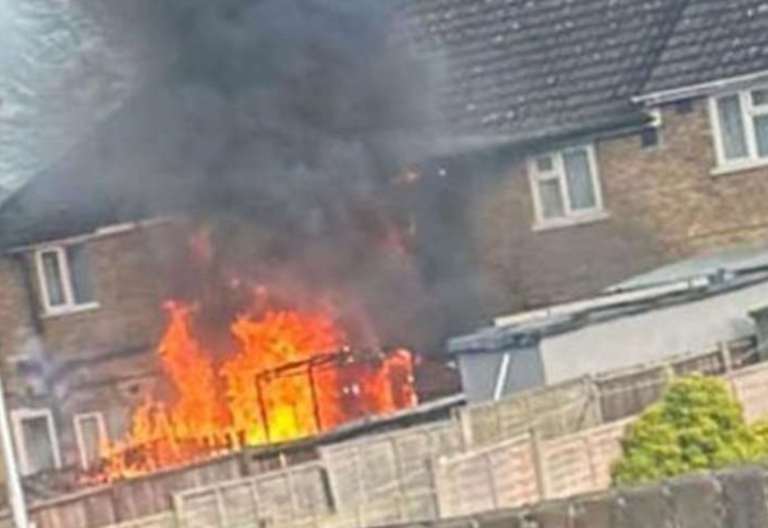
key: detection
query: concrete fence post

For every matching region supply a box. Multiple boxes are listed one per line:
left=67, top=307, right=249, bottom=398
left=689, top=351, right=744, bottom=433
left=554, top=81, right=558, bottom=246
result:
left=720, top=341, right=733, bottom=373
left=456, top=407, right=474, bottom=449
left=587, top=376, right=604, bottom=426
left=529, top=428, right=547, bottom=502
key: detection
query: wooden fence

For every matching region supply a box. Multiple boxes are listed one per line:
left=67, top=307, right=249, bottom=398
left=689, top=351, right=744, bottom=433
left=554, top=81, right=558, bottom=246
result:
left=4, top=335, right=763, bottom=528
left=432, top=434, right=540, bottom=517
left=376, top=466, right=768, bottom=528
left=459, top=336, right=757, bottom=449
left=319, top=420, right=463, bottom=511
left=173, top=462, right=330, bottom=528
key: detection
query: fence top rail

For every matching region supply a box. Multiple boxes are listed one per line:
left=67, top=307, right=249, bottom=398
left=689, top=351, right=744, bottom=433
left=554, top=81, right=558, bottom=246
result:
left=435, top=433, right=531, bottom=465
left=319, top=420, right=458, bottom=454
left=466, top=377, right=592, bottom=413
left=594, top=336, right=755, bottom=382
left=540, top=417, right=636, bottom=447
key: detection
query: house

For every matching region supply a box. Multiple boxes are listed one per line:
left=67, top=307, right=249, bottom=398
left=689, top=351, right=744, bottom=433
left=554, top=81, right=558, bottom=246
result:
left=0, top=83, right=198, bottom=478
left=449, top=245, right=768, bottom=403
left=2, top=0, right=768, bottom=485
left=400, top=0, right=768, bottom=311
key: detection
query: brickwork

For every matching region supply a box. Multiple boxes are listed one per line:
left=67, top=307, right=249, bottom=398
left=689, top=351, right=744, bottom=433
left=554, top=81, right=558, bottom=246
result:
left=471, top=97, right=768, bottom=307
left=0, top=220, right=184, bottom=467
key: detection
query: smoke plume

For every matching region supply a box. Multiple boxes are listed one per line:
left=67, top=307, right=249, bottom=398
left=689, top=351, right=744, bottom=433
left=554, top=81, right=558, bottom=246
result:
left=56, top=0, right=459, bottom=353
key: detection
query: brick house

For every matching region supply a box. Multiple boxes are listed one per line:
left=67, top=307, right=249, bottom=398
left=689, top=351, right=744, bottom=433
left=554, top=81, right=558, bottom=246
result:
left=0, top=210, right=178, bottom=476
left=402, top=0, right=768, bottom=310
left=2, top=0, right=768, bottom=483
left=0, top=84, right=194, bottom=478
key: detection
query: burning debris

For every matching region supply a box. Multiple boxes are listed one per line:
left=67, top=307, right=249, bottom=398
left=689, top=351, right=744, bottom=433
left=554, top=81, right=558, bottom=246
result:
left=91, top=297, right=416, bottom=482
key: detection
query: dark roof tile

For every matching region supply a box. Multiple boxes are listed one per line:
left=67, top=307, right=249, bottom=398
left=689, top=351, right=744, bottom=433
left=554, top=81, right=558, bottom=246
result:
left=641, top=0, right=768, bottom=95
left=401, top=0, right=688, bottom=139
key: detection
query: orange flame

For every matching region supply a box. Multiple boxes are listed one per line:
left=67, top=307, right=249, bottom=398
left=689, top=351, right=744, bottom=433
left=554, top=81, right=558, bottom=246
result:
left=92, top=301, right=416, bottom=482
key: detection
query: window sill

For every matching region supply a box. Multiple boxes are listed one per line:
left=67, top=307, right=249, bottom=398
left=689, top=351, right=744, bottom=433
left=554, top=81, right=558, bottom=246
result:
left=40, top=302, right=100, bottom=319
left=711, top=159, right=768, bottom=177
left=532, top=211, right=610, bottom=232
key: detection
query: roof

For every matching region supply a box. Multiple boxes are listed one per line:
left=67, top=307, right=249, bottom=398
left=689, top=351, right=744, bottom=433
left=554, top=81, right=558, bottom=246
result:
left=608, top=244, right=768, bottom=292
left=0, top=77, right=212, bottom=250
left=9, top=1, right=768, bottom=249
left=449, top=245, right=768, bottom=354
left=641, top=0, right=768, bottom=97
left=400, top=0, right=688, bottom=143
left=402, top=0, right=768, bottom=139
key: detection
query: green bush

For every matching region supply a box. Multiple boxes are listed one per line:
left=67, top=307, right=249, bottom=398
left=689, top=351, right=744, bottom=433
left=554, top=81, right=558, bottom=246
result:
left=611, top=375, right=763, bottom=486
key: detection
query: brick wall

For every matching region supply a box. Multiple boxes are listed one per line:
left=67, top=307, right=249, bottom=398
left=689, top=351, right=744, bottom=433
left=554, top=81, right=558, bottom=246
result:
left=470, top=97, right=768, bottom=308
left=0, top=220, right=184, bottom=467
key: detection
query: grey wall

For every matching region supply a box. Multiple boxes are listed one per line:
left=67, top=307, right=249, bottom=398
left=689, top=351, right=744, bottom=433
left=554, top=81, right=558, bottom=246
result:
left=541, top=280, right=768, bottom=384
left=458, top=346, right=544, bottom=403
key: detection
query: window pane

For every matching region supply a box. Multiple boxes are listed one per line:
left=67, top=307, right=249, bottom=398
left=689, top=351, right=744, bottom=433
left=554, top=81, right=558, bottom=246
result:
left=563, top=149, right=597, bottom=210
left=41, top=251, right=66, bottom=306
left=755, top=115, right=768, bottom=158
left=535, top=156, right=553, bottom=172
left=538, top=179, right=565, bottom=219
left=752, top=89, right=768, bottom=107
left=77, top=416, right=104, bottom=468
left=67, top=244, right=94, bottom=304
left=717, top=95, right=749, bottom=160
left=21, top=416, right=56, bottom=474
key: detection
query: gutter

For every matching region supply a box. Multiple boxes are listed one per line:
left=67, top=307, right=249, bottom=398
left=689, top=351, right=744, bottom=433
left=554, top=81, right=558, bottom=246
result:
left=4, top=216, right=179, bottom=255
left=634, top=70, right=768, bottom=106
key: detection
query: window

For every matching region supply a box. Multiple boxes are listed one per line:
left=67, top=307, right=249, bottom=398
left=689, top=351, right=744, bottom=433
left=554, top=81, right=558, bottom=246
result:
left=711, top=88, right=768, bottom=169
left=74, top=412, right=108, bottom=469
left=12, top=409, right=61, bottom=476
left=35, top=243, right=96, bottom=314
left=528, top=145, right=605, bottom=228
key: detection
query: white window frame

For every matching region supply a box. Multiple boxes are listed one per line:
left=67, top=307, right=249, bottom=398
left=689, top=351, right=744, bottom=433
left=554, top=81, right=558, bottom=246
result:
left=34, top=245, right=98, bottom=316
left=709, top=88, right=768, bottom=174
left=11, top=408, right=62, bottom=476
left=527, top=144, right=607, bottom=230
left=73, top=412, right=108, bottom=470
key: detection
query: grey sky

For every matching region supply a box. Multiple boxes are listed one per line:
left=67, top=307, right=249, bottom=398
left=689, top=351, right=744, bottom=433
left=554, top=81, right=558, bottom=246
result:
left=0, top=0, right=150, bottom=194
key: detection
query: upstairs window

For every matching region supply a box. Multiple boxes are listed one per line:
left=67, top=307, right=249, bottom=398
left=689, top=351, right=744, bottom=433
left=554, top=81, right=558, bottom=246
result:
left=35, top=243, right=96, bottom=314
left=528, top=145, right=605, bottom=229
left=711, top=89, right=768, bottom=169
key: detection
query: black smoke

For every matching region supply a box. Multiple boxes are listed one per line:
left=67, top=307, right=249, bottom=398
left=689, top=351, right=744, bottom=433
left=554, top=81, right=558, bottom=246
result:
left=52, top=0, right=462, bottom=353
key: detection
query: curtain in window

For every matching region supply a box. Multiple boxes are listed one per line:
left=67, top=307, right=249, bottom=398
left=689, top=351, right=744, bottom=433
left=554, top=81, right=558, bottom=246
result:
left=563, top=149, right=596, bottom=210
left=67, top=244, right=94, bottom=304
left=41, top=252, right=65, bottom=306
left=537, top=179, right=565, bottom=219
left=717, top=95, right=749, bottom=160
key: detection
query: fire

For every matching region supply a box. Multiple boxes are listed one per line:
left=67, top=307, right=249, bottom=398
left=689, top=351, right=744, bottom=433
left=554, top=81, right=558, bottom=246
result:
left=93, top=301, right=417, bottom=482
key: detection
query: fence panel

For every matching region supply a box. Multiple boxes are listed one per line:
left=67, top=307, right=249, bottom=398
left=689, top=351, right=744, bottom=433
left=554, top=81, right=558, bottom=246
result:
left=174, top=462, right=330, bottom=528
left=433, top=434, right=539, bottom=518
left=728, top=362, right=768, bottom=423
left=460, top=378, right=601, bottom=448
left=106, top=512, right=176, bottom=528
left=321, top=421, right=462, bottom=510
left=539, top=418, right=632, bottom=500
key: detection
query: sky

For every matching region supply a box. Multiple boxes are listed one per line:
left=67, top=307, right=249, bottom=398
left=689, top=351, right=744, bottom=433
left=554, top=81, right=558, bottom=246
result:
left=0, top=0, right=150, bottom=195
